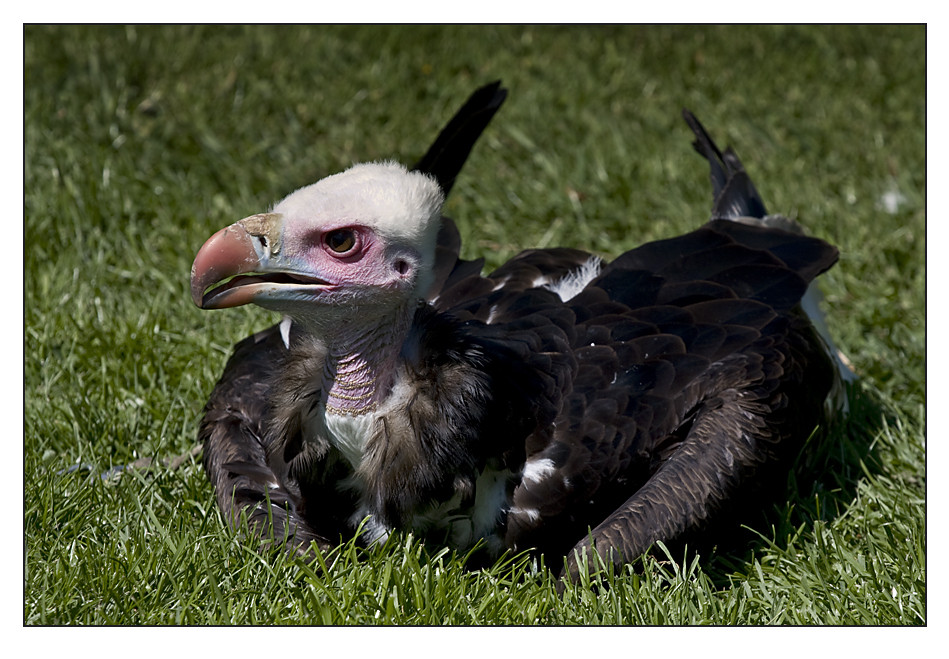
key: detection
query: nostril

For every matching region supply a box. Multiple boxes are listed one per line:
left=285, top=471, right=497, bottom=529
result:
left=394, top=260, right=410, bottom=276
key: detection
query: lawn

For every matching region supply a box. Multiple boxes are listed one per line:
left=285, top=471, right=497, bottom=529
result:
left=24, top=25, right=925, bottom=625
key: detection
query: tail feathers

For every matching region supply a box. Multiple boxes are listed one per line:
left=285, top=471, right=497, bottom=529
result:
left=683, top=109, right=858, bottom=410
left=412, top=80, right=507, bottom=195
left=682, top=109, right=769, bottom=221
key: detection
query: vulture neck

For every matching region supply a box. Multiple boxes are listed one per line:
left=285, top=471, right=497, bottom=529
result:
left=319, top=300, right=416, bottom=416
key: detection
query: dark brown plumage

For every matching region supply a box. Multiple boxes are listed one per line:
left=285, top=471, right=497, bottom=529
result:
left=193, top=84, right=845, bottom=580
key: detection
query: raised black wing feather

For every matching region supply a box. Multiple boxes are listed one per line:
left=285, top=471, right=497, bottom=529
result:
left=682, top=109, right=769, bottom=220
left=411, top=81, right=507, bottom=196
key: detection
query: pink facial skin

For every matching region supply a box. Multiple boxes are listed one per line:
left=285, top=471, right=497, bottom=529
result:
left=191, top=215, right=423, bottom=314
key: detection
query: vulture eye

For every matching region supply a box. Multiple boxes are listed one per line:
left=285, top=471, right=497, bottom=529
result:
left=324, top=229, right=357, bottom=254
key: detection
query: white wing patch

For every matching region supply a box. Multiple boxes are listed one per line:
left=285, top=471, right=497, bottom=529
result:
left=521, top=457, right=556, bottom=485
left=543, top=256, right=603, bottom=302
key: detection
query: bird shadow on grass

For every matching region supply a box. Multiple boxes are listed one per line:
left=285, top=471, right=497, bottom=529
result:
left=697, top=380, right=892, bottom=588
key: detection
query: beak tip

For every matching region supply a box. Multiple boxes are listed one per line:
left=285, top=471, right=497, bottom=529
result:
left=190, top=214, right=285, bottom=311
left=189, top=262, right=203, bottom=308
left=190, top=223, right=259, bottom=310
left=190, top=283, right=206, bottom=309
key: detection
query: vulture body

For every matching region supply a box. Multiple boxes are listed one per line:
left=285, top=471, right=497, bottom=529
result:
left=193, top=82, right=847, bottom=578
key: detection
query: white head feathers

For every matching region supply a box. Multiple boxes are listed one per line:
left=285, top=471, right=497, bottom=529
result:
left=272, top=161, right=445, bottom=297
left=273, top=161, right=444, bottom=248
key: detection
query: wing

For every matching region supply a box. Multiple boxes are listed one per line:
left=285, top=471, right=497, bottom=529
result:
left=491, top=220, right=838, bottom=574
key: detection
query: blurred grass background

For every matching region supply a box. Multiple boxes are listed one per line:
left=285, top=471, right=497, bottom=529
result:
left=24, top=25, right=924, bottom=624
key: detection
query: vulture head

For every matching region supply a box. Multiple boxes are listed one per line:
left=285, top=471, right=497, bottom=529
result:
left=191, top=161, right=445, bottom=337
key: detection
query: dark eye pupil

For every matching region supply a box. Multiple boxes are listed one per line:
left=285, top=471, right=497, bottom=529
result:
left=326, top=230, right=355, bottom=253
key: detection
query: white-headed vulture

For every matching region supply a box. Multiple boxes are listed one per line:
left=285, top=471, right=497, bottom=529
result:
left=191, top=81, right=851, bottom=579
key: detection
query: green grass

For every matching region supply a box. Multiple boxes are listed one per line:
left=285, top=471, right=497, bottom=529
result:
left=24, top=25, right=925, bottom=625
